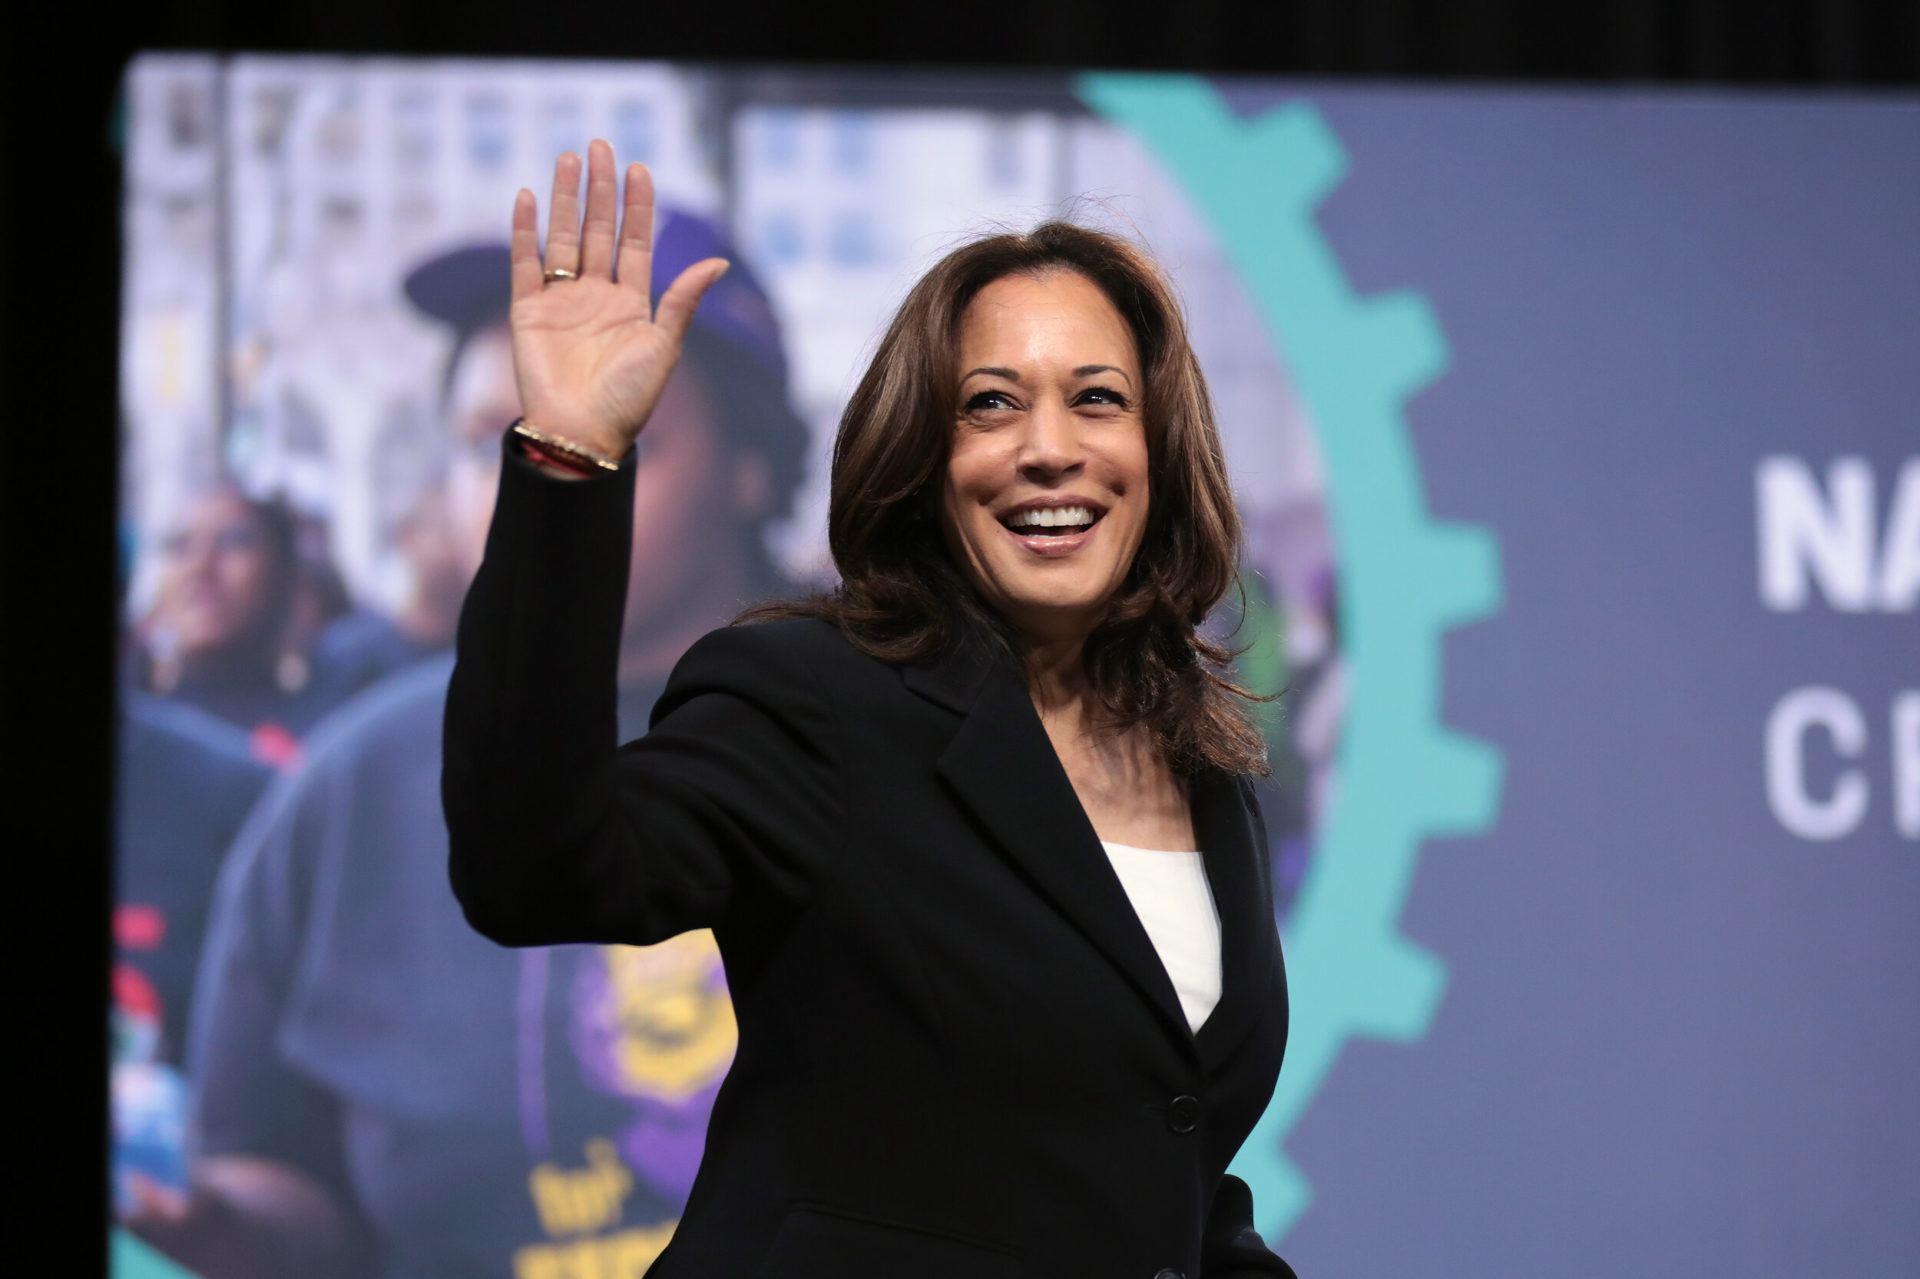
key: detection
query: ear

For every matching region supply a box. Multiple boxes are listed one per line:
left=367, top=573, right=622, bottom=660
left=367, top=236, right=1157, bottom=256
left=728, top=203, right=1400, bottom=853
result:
left=730, top=451, right=772, bottom=521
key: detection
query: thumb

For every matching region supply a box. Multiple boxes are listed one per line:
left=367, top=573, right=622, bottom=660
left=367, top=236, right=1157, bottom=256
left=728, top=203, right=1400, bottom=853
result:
left=654, top=258, right=731, bottom=347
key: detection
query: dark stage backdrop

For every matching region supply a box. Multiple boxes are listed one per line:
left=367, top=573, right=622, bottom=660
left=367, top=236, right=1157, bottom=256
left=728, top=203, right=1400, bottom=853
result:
left=108, top=59, right=1916, bottom=1279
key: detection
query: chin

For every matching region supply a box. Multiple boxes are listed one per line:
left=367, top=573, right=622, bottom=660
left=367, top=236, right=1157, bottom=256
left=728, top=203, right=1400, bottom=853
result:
left=996, top=590, right=1112, bottom=638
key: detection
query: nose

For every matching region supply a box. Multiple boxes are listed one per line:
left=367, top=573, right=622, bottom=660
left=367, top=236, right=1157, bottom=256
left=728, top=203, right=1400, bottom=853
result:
left=168, top=531, right=215, bottom=577
left=1015, top=399, right=1084, bottom=484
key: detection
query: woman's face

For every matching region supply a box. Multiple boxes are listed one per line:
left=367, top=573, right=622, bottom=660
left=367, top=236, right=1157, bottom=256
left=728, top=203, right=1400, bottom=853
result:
left=155, top=490, right=279, bottom=656
left=941, top=270, right=1149, bottom=647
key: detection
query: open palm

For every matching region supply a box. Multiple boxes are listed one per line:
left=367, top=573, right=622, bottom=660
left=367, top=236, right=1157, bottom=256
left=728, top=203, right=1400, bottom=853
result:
left=509, top=140, right=729, bottom=460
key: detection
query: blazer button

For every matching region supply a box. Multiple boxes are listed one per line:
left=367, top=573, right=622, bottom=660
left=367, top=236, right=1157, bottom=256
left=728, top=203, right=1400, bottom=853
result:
left=1153, top=1269, right=1185, bottom=1279
left=1166, top=1094, right=1201, bottom=1134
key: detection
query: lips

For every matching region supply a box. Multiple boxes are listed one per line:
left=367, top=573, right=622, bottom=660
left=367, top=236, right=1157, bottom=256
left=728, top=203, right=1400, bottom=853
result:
left=993, top=501, right=1107, bottom=560
left=997, top=500, right=1105, bottom=538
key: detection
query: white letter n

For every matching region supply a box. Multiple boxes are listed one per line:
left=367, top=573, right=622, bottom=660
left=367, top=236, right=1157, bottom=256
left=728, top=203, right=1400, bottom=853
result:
left=1757, top=456, right=1876, bottom=611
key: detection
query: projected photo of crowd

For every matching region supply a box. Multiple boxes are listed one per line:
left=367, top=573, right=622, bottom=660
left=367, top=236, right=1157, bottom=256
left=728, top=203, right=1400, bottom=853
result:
left=113, top=55, right=1342, bottom=1279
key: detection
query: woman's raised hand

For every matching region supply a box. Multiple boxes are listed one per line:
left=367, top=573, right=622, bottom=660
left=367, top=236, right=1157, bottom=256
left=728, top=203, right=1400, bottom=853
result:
left=509, top=140, right=729, bottom=460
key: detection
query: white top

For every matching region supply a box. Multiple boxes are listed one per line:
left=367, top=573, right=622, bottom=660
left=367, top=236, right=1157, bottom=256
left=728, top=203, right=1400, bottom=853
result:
left=1099, top=841, right=1223, bottom=1033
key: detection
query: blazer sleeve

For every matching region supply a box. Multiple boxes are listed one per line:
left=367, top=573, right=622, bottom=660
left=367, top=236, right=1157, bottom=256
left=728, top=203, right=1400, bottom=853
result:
left=1202, top=1174, right=1300, bottom=1278
left=443, top=438, right=846, bottom=947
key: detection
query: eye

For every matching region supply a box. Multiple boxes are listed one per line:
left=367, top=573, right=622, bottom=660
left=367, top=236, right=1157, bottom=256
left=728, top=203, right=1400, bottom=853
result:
left=963, top=389, right=1017, bottom=413
left=1075, top=386, right=1131, bottom=409
left=212, top=526, right=267, bottom=555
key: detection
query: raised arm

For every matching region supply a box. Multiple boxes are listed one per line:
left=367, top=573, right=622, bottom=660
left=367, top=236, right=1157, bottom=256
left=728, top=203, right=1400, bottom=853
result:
left=442, top=144, right=843, bottom=948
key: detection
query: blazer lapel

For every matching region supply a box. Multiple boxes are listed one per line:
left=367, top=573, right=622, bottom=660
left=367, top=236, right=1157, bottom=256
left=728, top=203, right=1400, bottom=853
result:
left=904, top=637, right=1194, bottom=1048
left=1189, top=768, right=1278, bottom=1070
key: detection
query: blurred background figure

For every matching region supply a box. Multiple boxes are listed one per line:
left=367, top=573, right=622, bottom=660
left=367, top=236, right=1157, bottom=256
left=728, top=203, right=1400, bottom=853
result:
left=388, top=485, right=472, bottom=650
left=133, top=483, right=421, bottom=767
left=1236, top=501, right=1345, bottom=918
left=126, top=211, right=810, bottom=1279
left=113, top=694, right=272, bottom=1074
left=111, top=691, right=273, bottom=1216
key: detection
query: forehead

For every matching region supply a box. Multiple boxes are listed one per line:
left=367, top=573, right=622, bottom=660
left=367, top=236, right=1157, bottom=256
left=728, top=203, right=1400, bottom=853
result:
left=178, top=489, right=256, bottom=529
left=958, top=271, right=1137, bottom=367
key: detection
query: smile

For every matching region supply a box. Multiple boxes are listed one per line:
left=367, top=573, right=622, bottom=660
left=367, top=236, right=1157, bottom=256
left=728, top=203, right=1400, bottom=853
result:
left=996, top=502, right=1107, bottom=556
left=998, top=503, right=1103, bottom=535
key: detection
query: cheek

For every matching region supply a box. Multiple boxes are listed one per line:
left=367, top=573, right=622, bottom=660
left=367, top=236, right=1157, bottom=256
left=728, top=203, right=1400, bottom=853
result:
left=624, top=445, right=730, bottom=601
left=1115, top=427, right=1151, bottom=490
left=630, top=438, right=717, bottom=539
left=1117, top=436, right=1152, bottom=515
left=447, top=463, right=501, bottom=569
left=214, top=550, right=267, bottom=598
left=156, top=558, right=192, bottom=600
left=940, top=482, right=999, bottom=573
left=942, top=440, right=1004, bottom=524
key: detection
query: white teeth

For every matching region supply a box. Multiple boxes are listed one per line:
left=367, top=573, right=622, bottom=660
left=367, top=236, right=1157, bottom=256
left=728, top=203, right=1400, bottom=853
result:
left=1007, top=505, right=1094, bottom=529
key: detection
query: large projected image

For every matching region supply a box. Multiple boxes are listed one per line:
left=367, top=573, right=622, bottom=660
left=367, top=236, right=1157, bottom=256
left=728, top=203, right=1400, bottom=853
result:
left=113, top=58, right=1349, bottom=1279
left=111, top=52, right=1918, bottom=1279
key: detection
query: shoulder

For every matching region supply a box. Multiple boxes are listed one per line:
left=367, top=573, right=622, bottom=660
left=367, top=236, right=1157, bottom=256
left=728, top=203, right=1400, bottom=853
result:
left=120, top=690, right=267, bottom=780
left=667, top=616, right=884, bottom=692
left=221, top=659, right=455, bottom=902
left=301, top=654, right=455, bottom=766
left=649, top=617, right=894, bottom=741
left=310, top=607, right=430, bottom=682
left=246, top=657, right=454, bottom=826
left=118, top=692, right=272, bottom=847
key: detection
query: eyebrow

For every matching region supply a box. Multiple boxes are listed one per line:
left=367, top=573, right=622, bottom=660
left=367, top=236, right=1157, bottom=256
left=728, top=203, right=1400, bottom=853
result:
left=960, top=364, right=1135, bottom=386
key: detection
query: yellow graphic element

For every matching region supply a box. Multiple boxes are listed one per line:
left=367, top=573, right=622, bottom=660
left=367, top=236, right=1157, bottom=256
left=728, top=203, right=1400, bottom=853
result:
left=528, top=1138, right=634, bottom=1238
left=599, top=931, right=737, bottom=1102
left=513, top=1221, right=677, bottom=1279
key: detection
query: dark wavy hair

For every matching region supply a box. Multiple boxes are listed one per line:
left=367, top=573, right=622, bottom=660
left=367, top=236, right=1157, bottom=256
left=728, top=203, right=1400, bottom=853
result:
left=748, top=220, right=1268, bottom=777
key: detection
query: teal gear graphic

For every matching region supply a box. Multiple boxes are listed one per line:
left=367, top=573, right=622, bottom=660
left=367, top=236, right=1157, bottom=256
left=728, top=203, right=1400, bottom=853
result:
left=1077, top=74, right=1506, bottom=1241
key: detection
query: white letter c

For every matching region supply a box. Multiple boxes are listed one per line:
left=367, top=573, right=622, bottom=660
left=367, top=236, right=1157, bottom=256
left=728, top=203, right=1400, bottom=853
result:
left=1766, top=686, right=1869, bottom=841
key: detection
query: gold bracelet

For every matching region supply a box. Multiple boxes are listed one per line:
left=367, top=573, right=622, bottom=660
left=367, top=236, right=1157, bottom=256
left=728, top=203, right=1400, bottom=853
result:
left=510, top=419, right=622, bottom=473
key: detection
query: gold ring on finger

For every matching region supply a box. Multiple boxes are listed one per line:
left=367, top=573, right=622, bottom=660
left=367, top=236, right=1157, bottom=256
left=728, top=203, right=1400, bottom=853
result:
left=543, top=268, right=580, bottom=283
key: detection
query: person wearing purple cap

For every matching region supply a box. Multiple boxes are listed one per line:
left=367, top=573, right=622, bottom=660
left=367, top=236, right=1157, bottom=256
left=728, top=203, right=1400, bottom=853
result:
left=396, top=218, right=806, bottom=654
left=126, top=197, right=811, bottom=1278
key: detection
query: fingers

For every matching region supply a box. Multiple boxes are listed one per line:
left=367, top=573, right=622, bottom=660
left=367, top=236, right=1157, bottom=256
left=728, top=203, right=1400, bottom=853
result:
left=543, top=151, right=584, bottom=277
left=509, top=189, right=543, bottom=303
left=654, top=257, right=731, bottom=347
left=578, top=140, right=619, bottom=280
left=614, top=161, right=657, bottom=310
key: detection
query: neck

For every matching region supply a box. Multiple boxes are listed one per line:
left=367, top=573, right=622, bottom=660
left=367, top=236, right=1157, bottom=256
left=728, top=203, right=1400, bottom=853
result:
left=177, top=629, right=280, bottom=685
left=1021, top=627, right=1095, bottom=725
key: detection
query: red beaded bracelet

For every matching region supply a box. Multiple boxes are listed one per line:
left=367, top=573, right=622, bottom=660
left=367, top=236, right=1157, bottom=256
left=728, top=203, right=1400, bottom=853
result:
left=517, top=436, right=594, bottom=478
left=510, top=419, right=621, bottom=473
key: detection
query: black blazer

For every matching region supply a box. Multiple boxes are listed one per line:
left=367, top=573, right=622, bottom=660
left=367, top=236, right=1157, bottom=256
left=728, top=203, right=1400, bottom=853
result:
left=444, top=445, right=1297, bottom=1279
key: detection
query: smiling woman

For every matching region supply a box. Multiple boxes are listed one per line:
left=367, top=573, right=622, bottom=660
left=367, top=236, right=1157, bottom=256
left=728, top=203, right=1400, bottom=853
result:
left=758, top=218, right=1267, bottom=781
left=445, top=141, right=1297, bottom=1278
